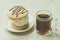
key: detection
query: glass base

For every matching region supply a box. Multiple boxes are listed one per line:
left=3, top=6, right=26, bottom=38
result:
left=37, top=30, right=52, bottom=35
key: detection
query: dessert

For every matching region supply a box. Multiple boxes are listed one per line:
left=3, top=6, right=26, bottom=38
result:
left=7, top=6, right=29, bottom=30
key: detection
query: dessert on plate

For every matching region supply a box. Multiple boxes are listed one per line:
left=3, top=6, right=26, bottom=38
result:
left=7, top=6, right=29, bottom=30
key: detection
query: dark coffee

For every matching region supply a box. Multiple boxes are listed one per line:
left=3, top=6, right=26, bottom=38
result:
left=36, top=14, right=52, bottom=35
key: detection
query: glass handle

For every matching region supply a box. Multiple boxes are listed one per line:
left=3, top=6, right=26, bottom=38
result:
left=55, top=18, right=58, bottom=31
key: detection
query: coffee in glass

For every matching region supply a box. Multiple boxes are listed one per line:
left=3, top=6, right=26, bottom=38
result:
left=36, top=10, right=52, bottom=35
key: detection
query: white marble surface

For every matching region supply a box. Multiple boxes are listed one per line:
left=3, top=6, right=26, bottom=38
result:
left=0, top=0, right=60, bottom=40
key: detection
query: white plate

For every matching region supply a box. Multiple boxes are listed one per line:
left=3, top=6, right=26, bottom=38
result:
left=5, top=16, right=34, bottom=32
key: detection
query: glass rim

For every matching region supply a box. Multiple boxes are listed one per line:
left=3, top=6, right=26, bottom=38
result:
left=36, top=10, right=52, bottom=18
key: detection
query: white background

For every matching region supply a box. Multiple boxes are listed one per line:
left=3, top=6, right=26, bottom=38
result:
left=0, top=0, right=60, bottom=40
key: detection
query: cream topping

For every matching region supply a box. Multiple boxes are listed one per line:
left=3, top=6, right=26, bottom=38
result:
left=11, top=17, right=28, bottom=26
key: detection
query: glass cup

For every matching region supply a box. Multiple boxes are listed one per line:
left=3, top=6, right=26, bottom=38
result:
left=36, top=10, right=53, bottom=35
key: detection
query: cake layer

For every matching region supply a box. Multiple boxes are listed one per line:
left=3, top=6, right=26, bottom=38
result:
left=7, top=6, right=28, bottom=20
left=11, top=23, right=29, bottom=30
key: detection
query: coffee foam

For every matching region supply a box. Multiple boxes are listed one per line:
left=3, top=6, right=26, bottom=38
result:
left=37, top=16, right=52, bottom=21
